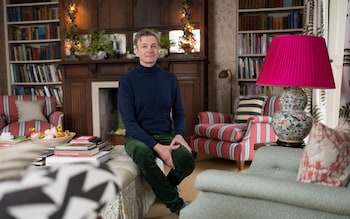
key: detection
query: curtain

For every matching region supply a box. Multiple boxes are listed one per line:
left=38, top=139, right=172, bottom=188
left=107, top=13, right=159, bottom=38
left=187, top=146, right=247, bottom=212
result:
left=303, top=0, right=329, bottom=123
left=339, top=1, right=350, bottom=120
left=304, top=0, right=324, bottom=36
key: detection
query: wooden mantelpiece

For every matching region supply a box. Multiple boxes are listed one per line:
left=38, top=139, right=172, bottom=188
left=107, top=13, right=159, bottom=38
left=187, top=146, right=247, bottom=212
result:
left=60, top=56, right=208, bottom=140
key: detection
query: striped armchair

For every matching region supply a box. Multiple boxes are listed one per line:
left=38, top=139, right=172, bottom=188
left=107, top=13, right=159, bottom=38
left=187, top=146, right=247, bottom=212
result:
left=0, top=95, right=64, bottom=137
left=190, top=96, right=280, bottom=171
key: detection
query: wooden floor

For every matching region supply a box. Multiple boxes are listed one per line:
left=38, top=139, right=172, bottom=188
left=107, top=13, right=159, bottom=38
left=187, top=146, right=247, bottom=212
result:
left=143, top=154, right=251, bottom=219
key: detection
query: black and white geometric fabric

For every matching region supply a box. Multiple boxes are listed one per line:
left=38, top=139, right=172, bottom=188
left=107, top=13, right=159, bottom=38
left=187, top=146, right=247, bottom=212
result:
left=0, top=162, right=121, bottom=219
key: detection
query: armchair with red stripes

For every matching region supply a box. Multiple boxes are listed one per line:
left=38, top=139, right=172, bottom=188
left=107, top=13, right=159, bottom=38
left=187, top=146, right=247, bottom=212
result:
left=0, top=95, right=64, bottom=137
left=190, top=95, right=280, bottom=171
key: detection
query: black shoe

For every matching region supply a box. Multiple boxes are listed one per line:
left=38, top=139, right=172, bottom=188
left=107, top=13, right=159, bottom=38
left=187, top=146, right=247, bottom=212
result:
left=176, top=201, right=190, bottom=215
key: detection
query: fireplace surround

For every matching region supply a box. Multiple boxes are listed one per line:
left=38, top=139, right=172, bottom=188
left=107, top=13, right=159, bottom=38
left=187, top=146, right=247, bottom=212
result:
left=91, top=81, right=120, bottom=141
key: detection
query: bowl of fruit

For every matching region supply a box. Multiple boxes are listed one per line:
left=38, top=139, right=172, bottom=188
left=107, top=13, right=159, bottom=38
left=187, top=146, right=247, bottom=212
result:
left=29, top=126, right=76, bottom=147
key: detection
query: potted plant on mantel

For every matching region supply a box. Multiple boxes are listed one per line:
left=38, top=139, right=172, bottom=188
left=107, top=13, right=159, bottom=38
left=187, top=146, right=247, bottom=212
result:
left=159, top=34, right=175, bottom=58
left=151, top=29, right=174, bottom=58
left=79, top=30, right=115, bottom=60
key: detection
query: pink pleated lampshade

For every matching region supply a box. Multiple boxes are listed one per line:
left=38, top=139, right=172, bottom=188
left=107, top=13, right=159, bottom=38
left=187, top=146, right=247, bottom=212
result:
left=256, top=35, right=335, bottom=89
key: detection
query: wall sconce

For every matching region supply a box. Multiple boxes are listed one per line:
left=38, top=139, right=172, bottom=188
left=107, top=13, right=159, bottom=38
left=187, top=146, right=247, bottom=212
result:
left=179, top=0, right=196, bottom=55
left=65, top=3, right=79, bottom=61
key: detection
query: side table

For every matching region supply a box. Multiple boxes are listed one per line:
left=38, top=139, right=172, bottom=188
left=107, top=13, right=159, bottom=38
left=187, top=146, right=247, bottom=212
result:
left=254, top=142, right=278, bottom=150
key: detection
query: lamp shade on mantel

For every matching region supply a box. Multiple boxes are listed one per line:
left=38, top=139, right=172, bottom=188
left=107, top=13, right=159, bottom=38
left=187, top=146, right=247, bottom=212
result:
left=256, top=34, right=335, bottom=89
left=256, top=35, right=335, bottom=147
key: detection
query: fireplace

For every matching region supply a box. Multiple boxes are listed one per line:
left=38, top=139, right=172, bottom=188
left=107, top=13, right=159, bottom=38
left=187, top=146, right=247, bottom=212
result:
left=91, top=81, right=121, bottom=141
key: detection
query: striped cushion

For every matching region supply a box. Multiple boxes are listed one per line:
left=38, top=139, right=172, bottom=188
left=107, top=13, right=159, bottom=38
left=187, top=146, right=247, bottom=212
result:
left=234, top=96, right=267, bottom=123
left=194, top=123, right=247, bottom=142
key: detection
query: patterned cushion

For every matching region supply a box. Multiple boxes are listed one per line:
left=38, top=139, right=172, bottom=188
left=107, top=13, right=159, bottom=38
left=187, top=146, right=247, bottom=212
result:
left=297, top=122, right=350, bottom=187
left=194, top=123, right=247, bottom=142
left=234, top=96, right=267, bottom=123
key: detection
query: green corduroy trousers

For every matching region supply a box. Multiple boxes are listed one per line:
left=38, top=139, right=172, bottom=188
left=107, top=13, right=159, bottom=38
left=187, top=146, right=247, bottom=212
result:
left=124, top=134, right=195, bottom=213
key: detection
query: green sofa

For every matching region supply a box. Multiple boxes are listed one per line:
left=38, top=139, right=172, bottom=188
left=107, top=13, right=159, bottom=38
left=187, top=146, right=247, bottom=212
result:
left=180, top=146, right=350, bottom=219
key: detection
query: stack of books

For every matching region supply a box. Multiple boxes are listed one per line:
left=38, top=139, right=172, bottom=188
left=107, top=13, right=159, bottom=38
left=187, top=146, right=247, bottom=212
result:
left=0, top=135, right=28, bottom=147
left=45, top=141, right=111, bottom=166
left=70, top=135, right=98, bottom=143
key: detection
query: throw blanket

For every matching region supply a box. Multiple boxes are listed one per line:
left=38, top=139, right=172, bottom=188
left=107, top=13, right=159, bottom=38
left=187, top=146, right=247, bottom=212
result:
left=0, top=163, right=121, bottom=219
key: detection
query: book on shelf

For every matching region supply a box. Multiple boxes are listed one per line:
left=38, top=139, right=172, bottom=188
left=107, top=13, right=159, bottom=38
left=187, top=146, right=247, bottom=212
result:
left=54, top=142, right=97, bottom=151
left=54, top=147, right=99, bottom=157
left=45, top=150, right=111, bottom=166
left=7, top=5, right=59, bottom=22
left=238, top=57, right=264, bottom=80
left=239, top=0, right=303, bottom=10
left=11, top=42, right=60, bottom=61
left=239, top=83, right=265, bottom=96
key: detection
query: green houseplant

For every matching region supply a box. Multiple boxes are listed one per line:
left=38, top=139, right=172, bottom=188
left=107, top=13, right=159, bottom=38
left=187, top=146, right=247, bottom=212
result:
left=79, top=30, right=115, bottom=60
left=159, top=34, right=174, bottom=58
left=160, top=34, right=175, bottom=49
left=150, top=29, right=174, bottom=58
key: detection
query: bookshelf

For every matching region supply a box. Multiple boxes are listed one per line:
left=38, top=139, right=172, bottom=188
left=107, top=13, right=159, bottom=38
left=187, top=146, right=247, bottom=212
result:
left=4, top=0, right=62, bottom=107
left=237, top=0, right=305, bottom=96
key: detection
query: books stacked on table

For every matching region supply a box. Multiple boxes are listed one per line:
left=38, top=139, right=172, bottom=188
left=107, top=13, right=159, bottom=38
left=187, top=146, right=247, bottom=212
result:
left=0, top=133, right=28, bottom=147
left=70, top=135, right=99, bottom=144
left=45, top=141, right=111, bottom=166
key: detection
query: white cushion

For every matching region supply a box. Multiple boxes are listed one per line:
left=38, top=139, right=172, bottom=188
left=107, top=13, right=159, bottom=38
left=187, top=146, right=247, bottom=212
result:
left=15, top=100, right=47, bottom=123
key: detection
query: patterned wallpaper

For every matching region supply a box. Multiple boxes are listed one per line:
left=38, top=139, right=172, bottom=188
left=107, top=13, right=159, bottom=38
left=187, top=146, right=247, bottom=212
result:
left=207, top=0, right=237, bottom=112
left=0, top=0, right=8, bottom=95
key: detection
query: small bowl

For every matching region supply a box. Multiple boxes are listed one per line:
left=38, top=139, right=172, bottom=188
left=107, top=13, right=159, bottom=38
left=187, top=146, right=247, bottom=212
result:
left=31, top=132, right=76, bottom=147
left=126, top=53, right=136, bottom=59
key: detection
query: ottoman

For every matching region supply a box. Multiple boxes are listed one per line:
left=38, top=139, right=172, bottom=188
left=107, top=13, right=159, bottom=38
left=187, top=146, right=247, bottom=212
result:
left=100, top=146, right=163, bottom=219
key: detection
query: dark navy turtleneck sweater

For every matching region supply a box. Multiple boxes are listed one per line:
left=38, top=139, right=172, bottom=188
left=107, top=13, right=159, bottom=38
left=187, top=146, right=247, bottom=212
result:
left=118, top=64, right=186, bottom=148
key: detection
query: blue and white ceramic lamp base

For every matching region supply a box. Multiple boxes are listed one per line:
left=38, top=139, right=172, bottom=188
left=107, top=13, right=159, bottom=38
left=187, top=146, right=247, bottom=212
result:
left=272, top=87, right=313, bottom=148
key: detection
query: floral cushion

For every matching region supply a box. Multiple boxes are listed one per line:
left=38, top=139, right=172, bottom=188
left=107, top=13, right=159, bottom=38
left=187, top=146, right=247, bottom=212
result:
left=297, top=121, right=350, bottom=187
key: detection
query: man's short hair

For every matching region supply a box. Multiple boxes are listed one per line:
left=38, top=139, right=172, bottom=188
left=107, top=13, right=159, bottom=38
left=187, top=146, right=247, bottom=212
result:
left=134, top=29, right=160, bottom=48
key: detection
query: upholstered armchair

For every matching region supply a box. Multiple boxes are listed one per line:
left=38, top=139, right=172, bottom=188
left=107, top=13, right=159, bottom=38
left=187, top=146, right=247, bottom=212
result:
left=190, top=95, right=280, bottom=170
left=0, top=95, right=64, bottom=137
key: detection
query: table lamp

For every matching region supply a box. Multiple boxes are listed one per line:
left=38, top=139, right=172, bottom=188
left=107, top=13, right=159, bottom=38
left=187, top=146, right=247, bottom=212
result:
left=256, top=35, right=335, bottom=147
